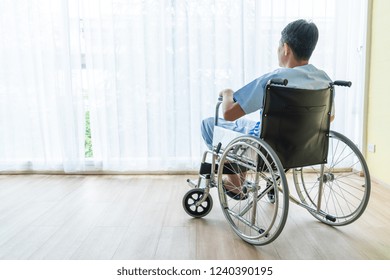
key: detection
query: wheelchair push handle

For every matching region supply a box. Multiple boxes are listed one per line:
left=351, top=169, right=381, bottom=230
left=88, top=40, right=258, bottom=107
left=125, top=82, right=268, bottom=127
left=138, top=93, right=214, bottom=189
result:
left=332, top=80, right=352, bottom=87
left=268, top=78, right=288, bottom=86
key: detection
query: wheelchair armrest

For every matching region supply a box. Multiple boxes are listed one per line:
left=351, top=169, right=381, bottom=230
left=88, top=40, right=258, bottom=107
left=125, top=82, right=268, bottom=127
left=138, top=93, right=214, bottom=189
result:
left=212, top=126, right=245, bottom=148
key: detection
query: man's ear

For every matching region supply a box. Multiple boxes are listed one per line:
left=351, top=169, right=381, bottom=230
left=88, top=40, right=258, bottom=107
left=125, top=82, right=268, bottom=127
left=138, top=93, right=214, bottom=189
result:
left=283, top=43, right=290, bottom=56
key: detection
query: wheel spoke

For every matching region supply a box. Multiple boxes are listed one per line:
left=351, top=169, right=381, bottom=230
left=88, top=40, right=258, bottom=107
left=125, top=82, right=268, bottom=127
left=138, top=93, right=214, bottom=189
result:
left=293, top=131, right=370, bottom=225
left=217, top=136, right=289, bottom=246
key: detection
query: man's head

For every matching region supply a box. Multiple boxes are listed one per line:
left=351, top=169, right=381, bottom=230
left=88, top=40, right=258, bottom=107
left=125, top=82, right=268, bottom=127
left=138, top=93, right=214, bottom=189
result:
left=278, top=19, right=319, bottom=67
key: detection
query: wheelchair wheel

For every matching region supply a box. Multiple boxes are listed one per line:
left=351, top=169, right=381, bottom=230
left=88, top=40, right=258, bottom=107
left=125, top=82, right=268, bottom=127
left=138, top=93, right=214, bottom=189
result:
left=293, top=131, right=371, bottom=226
left=182, top=188, right=213, bottom=218
left=217, top=136, right=289, bottom=246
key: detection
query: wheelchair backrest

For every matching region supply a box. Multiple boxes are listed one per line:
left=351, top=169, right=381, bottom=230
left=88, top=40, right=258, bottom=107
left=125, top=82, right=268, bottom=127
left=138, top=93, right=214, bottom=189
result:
left=260, top=82, right=333, bottom=169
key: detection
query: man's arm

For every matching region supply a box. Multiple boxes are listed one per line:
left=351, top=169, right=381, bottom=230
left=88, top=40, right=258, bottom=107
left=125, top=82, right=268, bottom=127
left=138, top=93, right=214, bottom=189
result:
left=220, top=89, right=246, bottom=121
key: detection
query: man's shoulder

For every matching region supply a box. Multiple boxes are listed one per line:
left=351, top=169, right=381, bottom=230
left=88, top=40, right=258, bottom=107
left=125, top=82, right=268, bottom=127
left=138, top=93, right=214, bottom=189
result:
left=257, top=65, right=331, bottom=89
left=260, top=65, right=325, bottom=78
left=276, top=64, right=331, bottom=81
left=245, top=64, right=331, bottom=90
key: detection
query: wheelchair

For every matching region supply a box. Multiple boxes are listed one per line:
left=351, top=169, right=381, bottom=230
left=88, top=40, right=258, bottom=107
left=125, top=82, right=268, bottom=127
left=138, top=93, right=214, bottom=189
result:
left=182, top=78, right=371, bottom=246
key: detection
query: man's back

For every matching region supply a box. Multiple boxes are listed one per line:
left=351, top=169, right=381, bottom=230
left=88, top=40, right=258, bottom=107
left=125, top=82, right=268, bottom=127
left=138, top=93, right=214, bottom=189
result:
left=233, top=64, right=332, bottom=116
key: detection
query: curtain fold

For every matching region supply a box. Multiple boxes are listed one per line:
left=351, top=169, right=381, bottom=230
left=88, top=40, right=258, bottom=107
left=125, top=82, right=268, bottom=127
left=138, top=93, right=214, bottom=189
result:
left=0, top=0, right=368, bottom=172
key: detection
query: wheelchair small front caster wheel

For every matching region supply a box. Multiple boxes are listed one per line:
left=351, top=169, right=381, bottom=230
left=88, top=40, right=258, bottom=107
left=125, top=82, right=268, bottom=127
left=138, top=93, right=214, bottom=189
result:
left=182, top=189, right=213, bottom=218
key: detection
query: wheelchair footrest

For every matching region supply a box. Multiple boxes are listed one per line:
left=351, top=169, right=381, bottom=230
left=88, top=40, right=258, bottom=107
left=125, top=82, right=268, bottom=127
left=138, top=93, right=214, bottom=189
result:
left=199, top=162, right=248, bottom=175
left=199, top=162, right=215, bottom=175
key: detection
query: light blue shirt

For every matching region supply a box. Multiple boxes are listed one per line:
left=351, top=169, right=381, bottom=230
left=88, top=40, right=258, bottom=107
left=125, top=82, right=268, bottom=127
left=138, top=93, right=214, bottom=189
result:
left=233, top=64, right=333, bottom=115
left=201, top=64, right=334, bottom=149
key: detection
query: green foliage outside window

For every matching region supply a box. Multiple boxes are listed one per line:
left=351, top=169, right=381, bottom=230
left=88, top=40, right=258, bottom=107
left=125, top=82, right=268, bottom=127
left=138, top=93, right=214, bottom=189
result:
left=85, top=111, right=93, bottom=158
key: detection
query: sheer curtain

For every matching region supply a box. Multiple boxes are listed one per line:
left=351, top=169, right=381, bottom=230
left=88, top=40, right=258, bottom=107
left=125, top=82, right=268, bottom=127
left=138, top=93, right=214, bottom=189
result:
left=0, top=0, right=85, bottom=172
left=0, top=0, right=368, bottom=173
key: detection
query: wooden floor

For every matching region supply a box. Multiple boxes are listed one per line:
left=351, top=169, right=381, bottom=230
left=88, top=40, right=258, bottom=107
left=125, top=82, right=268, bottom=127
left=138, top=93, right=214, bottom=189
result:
left=0, top=174, right=389, bottom=260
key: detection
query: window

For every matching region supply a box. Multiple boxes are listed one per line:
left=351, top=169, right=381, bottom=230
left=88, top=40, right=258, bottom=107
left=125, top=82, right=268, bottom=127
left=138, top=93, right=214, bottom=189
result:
left=0, top=0, right=369, bottom=172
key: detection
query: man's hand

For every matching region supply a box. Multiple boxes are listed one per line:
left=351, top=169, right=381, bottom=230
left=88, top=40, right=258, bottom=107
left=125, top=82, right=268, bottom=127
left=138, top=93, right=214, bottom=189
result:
left=219, top=89, right=245, bottom=121
left=219, top=88, right=234, bottom=98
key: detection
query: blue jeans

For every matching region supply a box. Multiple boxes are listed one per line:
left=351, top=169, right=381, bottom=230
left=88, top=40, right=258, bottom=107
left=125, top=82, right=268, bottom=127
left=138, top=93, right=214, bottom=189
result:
left=201, top=117, right=260, bottom=150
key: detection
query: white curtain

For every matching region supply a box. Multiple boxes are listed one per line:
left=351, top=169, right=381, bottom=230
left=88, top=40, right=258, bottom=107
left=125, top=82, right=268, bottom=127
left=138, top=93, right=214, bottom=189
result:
left=0, top=0, right=85, bottom=172
left=0, top=0, right=368, bottom=173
